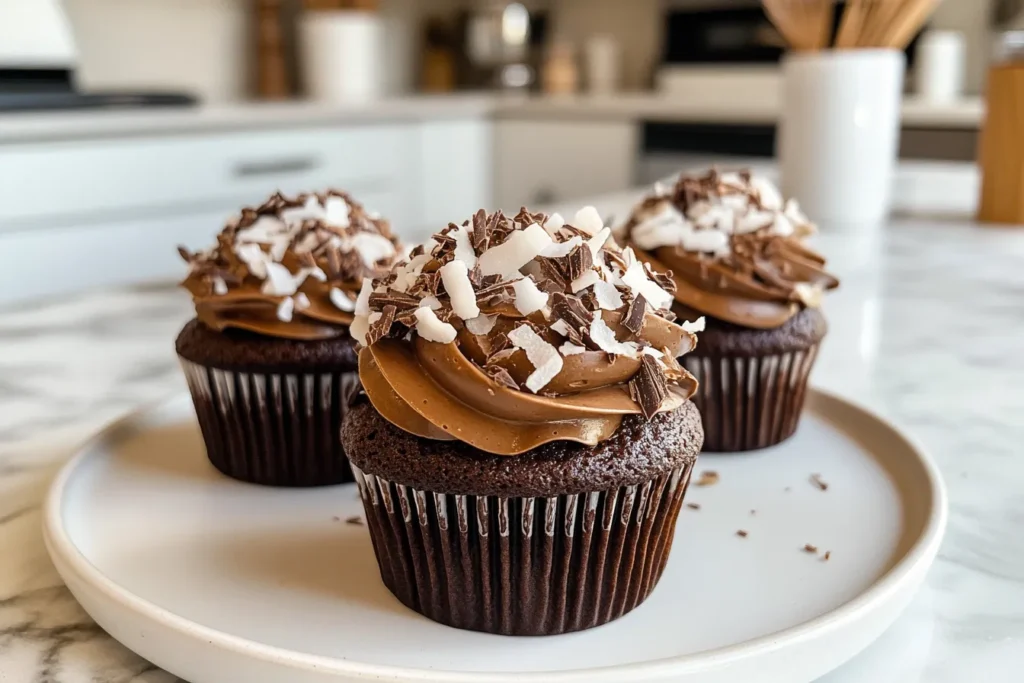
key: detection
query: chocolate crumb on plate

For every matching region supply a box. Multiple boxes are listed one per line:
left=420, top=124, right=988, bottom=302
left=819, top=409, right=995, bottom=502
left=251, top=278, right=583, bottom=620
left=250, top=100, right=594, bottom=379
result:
left=803, top=543, right=818, bottom=553
left=823, top=551, right=832, bottom=561
left=695, top=470, right=719, bottom=487
left=750, top=509, right=757, bottom=516
left=346, top=516, right=364, bottom=526
left=686, top=502, right=701, bottom=510
left=810, top=473, right=829, bottom=491
left=736, top=530, right=749, bottom=538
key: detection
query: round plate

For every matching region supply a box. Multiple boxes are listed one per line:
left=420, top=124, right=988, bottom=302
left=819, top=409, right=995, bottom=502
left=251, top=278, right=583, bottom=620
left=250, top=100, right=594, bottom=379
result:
left=43, top=390, right=946, bottom=683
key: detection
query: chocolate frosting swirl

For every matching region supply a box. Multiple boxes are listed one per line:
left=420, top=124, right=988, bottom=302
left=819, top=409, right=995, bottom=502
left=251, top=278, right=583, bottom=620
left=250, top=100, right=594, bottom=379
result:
left=179, top=190, right=402, bottom=340
left=624, top=170, right=839, bottom=330
left=353, top=207, right=703, bottom=456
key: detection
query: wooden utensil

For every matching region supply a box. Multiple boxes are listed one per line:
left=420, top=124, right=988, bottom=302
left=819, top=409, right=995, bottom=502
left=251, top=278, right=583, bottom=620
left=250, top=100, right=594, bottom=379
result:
left=763, top=0, right=938, bottom=50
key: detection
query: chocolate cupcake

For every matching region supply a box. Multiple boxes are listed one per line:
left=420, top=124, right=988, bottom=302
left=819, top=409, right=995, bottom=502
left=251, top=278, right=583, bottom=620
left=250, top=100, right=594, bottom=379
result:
left=623, top=170, right=839, bottom=452
left=342, top=206, right=705, bottom=635
left=176, top=190, right=401, bottom=486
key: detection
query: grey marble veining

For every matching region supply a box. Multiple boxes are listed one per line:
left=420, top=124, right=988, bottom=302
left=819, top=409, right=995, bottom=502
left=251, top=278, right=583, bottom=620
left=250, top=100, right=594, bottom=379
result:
left=2, top=215, right=1024, bottom=682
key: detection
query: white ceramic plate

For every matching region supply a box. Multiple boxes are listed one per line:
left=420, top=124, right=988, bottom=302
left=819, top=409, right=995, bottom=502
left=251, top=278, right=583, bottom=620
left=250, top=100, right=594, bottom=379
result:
left=43, top=390, right=946, bottom=683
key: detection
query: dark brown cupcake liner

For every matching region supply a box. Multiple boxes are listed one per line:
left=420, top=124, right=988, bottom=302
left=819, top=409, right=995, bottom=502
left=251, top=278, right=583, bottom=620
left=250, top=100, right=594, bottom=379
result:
left=351, top=462, right=695, bottom=636
left=180, top=358, right=360, bottom=486
left=682, top=343, right=820, bottom=452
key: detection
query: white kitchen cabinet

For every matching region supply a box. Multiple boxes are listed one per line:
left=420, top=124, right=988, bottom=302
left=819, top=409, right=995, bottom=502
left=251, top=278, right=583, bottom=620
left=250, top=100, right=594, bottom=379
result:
left=493, top=119, right=638, bottom=213
left=0, top=119, right=494, bottom=306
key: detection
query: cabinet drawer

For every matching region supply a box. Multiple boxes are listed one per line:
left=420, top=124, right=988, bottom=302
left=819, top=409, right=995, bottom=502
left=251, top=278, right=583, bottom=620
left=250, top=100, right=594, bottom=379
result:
left=0, top=125, right=413, bottom=228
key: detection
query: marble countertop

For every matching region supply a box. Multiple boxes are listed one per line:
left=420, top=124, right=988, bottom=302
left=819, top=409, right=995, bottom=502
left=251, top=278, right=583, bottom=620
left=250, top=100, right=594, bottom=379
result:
left=0, top=92, right=982, bottom=144
left=2, top=208, right=1023, bottom=681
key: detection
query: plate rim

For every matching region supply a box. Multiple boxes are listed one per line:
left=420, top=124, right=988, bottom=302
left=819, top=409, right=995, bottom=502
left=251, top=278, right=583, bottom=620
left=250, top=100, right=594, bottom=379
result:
left=42, top=388, right=948, bottom=682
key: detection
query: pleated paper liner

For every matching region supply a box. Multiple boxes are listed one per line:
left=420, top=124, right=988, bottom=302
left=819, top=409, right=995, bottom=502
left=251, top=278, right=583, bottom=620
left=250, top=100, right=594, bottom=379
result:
left=180, top=358, right=360, bottom=487
left=682, top=344, right=820, bottom=453
left=351, top=462, right=695, bottom=636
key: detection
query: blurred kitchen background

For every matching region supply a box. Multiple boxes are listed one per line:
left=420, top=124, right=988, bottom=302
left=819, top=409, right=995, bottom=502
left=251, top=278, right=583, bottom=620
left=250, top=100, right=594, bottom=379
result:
left=1, top=0, right=1021, bottom=304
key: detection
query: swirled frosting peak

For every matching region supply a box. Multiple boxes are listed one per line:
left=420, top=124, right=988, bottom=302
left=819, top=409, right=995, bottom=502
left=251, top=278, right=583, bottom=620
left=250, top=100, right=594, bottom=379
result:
left=353, top=206, right=703, bottom=456
left=624, top=170, right=840, bottom=330
left=179, top=190, right=402, bottom=340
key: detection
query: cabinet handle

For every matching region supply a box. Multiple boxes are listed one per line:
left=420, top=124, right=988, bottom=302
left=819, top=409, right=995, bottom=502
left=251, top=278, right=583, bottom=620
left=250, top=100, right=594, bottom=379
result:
left=233, top=157, right=321, bottom=177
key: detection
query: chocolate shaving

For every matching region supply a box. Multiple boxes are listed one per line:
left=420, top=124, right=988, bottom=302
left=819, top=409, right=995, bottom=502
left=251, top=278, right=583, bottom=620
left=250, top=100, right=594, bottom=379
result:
left=485, top=365, right=519, bottom=390
left=369, top=291, right=421, bottom=311
left=177, top=246, right=194, bottom=263
left=686, top=502, right=701, bottom=510
left=551, top=292, right=593, bottom=330
left=695, top=471, right=719, bottom=487
left=365, top=305, right=396, bottom=345
left=565, top=245, right=594, bottom=281
left=644, top=263, right=677, bottom=294
left=345, top=516, right=364, bottom=526
left=810, top=473, right=829, bottom=491
left=488, top=338, right=514, bottom=360
left=628, top=355, right=669, bottom=420
left=536, top=257, right=569, bottom=293
left=823, top=551, right=832, bottom=561
left=622, top=294, right=648, bottom=336
left=803, top=544, right=818, bottom=553
left=736, top=530, right=749, bottom=538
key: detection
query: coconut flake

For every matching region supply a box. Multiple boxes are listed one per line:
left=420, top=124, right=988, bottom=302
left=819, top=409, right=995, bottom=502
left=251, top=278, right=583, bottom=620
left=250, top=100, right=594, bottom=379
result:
left=512, top=277, right=549, bottom=315
left=262, top=262, right=299, bottom=296
left=414, top=307, right=457, bottom=343
left=794, top=283, right=824, bottom=308
left=620, top=261, right=673, bottom=310
left=420, top=295, right=443, bottom=310
left=508, top=324, right=564, bottom=393
left=323, top=195, right=351, bottom=227
left=573, top=206, right=605, bottom=235
left=550, top=319, right=572, bottom=337
left=593, top=279, right=624, bottom=310
left=350, top=314, right=371, bottom=346
left=735, top=209, right=777, bottom=235
left=354, top=278, right=374, bottom=316
left=276, top=297, right=295, bottom=322
left=543, top=212, right=565, bottom=236
left=681, top=229, right=730, bottom=256
left=465, top=314, right=497, bottom=335
left=631, top=203, right=690, bottom=251
left=349, top=232, right=396, bottom=268
left=330, top=287, right=356, bottom=312
left=586, top=227, right=612, bottom=258
left=560, top=342, right=587, bottom=356
left=477, top=223, right=552, bottom=278
left=452, top=225, right=477, bottom=268
left=280, top=195, right=325, bottom=225
left=570, top=270, right=600, bottom=293
left=641, top=346, right=665, bottom=359
left=540, top=235, right=582, bottom=258
left=751, top=175, right=784, bottom=211
left=212, top=277, right=228, bottom=295
left=681, top=316, right=706, bottom=333
left=439, top=260, right=480, bottom=320
left=589, top=317, right=640, bottom=358
left=235, top=242, right=272, bottom=279
left=294, top=293, right=310, bottom=310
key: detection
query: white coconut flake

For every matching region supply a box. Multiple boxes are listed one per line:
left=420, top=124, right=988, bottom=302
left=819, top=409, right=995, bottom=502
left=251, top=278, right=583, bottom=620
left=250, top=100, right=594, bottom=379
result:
left=540, top=235, right=582, bottom=258
left=693, top=204, right=735, bottom=233
left=593, top=279, right=624, bottom=310
left=588, top=318, right=640, bottom=358
left=586, top=227, right=612, bottom=258
left=262, top=262, right=299, bottom=296
left=330, top=287, right=356, bottom=312
left=465, top=314, right=497, bottom=335
left=508, top=324, right=564, bottom=393
left=546, top=322, right=572, bottom=341
left=794, top=282, right=824, bottom=308
left=560, top=342, right=587, bottom=356
left=294, top=293, right=310, bottom=310
left=641, top=346, right=665, bottom=359
left=349, top=232, right=396, bottom=268
left=735, top=209, right=776, bottom=235
left=681, top=229, right=730, bottom=256
left=414, top=307, right=457, bottom=343
left=440, top=260, right=481, bottom=320
left=350, top=314, right=371, bottom=346
left=573, top=206, right=605, bottom=235
left=212, top=277, right=228, bottom=295
left=620, top=261, right=673, bottom=311
left=631, top=202, right=690, bottom=251
left=420, top=295, right=442, bottom=310
left=571, top=270, right=601, bottom=293
left=452, top=225, right=477, bottom=268
left=354, top=278, right=374, bottom=316
left=751, top=175, right=784, bottom=211
left=543, top=212, right=565, bottom=235
left=477, top=223, right=552, bottom=278
left=681, top=316, right=706, bottom=333
left=323, top=195, right=351, bottom=227
left=235, top=242, right=272, bottom=279
left=512, top=277, right=549, bottom=315
left=281, top=195, right=325, bottom=225
left=276, top=297, right=294, bottom=323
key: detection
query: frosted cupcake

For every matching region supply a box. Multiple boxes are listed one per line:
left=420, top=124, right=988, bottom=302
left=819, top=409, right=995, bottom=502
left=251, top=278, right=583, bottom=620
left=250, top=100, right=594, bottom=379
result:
left=623, top=170, right=839, bottom=452
left=342, top=207, right=704, bottom=635
left=176, top=190, right=401, bottom=486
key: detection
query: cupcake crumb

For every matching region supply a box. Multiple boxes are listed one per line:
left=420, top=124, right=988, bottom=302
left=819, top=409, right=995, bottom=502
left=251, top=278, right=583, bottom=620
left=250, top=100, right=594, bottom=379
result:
left=736, top=529, right=749, bottom=538
left=784, top=486, right=791, bottom=492
left=823, top=550, right=832, bottom=561
left=750, top=509, right=757, bottom=515
left=695, top=470, right=720, bottom=487
left=810, top=473, right=829, bottom=491
left=345, top=516, right=364, bottom=526
left=803, top=543, right=818, bottom=553
left=686, top=502, right=701, bottom=510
